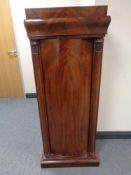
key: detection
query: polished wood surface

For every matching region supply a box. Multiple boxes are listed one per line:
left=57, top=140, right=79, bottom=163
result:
left=0, top=0, right=23, bottom=97
left=42, top=38, right=92, bottom=155
left=24, top=6, right=111, bottom=168
left=24, top=6, right=110, bottom=38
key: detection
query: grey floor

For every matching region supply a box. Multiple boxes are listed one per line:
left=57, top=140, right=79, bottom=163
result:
left=0, top=98, right=131, bottom=175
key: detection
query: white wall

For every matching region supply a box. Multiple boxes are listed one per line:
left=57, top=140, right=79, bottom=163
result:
left=80, top=0, right=95, bottom=5
left=9, top=0, right=82, bottom=93
left=96, top=0, right=131, bottom=131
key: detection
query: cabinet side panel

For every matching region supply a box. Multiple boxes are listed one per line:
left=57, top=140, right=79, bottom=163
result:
left=41, top=39, right=93, bottom=156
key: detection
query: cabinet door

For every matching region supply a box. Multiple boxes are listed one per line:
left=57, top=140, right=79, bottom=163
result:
left=41, top=38, right=93, bottom=156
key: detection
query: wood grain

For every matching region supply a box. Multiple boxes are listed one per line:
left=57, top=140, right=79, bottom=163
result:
left=25, top=6, right=111, bottom=167
left=41, top=38, right=93, bottom=156
left=24, top=6, right=110, bottom=39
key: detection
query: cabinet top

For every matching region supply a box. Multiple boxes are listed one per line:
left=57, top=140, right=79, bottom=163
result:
left=24, top=6, right=111, bottom=39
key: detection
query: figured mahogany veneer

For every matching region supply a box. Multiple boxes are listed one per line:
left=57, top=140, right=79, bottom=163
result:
left=24, top=6, right=111, bottom=168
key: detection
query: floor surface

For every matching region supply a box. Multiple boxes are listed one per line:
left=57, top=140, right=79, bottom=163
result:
left=0, top=98, right=131, bottom=175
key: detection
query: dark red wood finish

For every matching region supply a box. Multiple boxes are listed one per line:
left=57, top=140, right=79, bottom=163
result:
left=24, top=6, right=111, bottom=168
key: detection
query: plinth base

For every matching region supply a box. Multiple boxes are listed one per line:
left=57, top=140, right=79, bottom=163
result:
left=41, top=153, right=99, bottom=168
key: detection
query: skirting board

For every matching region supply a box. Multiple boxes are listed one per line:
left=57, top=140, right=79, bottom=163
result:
left=96, top=131, right=131, bottom=139
left=26, top=93, right=131, bottom=139
left=26, top=93, right=37, bottom=98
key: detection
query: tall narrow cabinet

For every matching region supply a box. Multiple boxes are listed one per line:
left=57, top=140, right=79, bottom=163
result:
left=24, top=6, right=111, bottom=168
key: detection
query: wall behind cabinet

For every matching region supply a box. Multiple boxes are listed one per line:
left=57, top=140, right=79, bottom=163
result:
left=96, top=0, right=131, bottom=131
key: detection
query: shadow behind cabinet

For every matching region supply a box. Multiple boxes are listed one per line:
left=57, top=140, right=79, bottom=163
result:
left=24, top=6, right=111, bottom=168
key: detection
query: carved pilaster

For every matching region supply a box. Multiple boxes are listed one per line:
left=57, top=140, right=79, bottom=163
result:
left=95, top=38, right=104, bottom=52
left=31, top=40, right=40, bottom=55
left=88, top=38, right=104, bottom=154
left=30, top=40, right=51, bottom=154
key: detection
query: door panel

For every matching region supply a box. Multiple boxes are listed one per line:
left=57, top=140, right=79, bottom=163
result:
left=41, top=39, right=93, bottom=156
left=0, top=0, right=23, bottom=97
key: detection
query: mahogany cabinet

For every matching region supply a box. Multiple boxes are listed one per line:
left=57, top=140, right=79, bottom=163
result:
left=24, top=6, right=111, bottom=168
